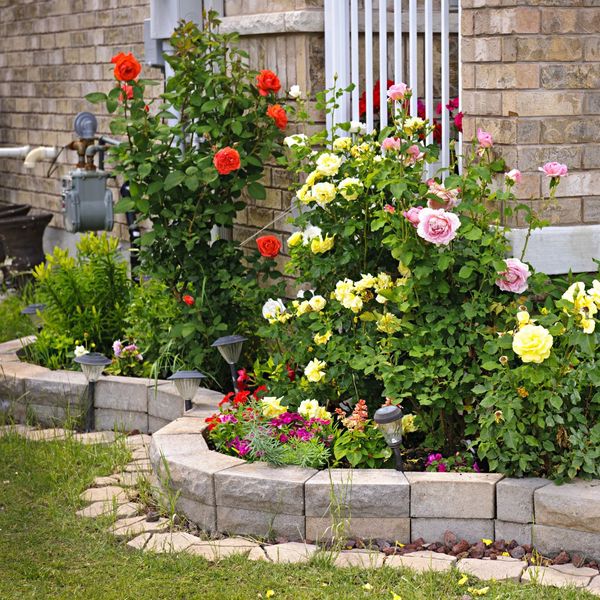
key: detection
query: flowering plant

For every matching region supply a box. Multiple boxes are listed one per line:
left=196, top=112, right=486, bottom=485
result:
left=106, top=339, right=150, bottom=377
left=424, top=451, right=480, bottom=473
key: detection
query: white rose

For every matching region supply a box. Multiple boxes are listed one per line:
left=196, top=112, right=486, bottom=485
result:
left=302, top=225, right=322, bottom=245
left=309, top=295, right=326, bottom=312
left=262, top=298, right=286, bottom=321
left=74, top=345, right=89, bottom=358
left=283, top=133, right=307, bottom=148
left=289, top=85, right=302, bottom=99
left=349, top=121, right=367, bottom=135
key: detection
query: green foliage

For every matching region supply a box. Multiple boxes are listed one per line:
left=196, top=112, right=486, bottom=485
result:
left=21, top=329, right=75, bottom=371
left=0, top=291, right=35, bottom=343
left=333, top=426, right=392, bottom=468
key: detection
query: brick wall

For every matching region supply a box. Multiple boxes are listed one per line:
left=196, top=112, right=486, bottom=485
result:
left=461, top=0, right=600, bottom=227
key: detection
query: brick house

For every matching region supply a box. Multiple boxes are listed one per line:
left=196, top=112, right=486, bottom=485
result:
left=0, top=0, right=599, bottom=273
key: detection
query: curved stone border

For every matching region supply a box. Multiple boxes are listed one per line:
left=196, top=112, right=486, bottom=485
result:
left=0, top=337, right=221, bottom=433
left=150, top=416, right=600, bottom=563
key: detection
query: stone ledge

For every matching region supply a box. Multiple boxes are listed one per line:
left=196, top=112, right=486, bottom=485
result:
left=496, top=477, right=550, bottom=524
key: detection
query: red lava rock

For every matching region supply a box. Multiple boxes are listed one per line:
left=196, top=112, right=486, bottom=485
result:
left=492, top=539, right=506, bottom=551
left=508, top=539, right=518, bottom=550
left=552, top=550, right=570, bottom=565
left=469, top=542, right=485, bottom=559
left=376, top=539, right=391, bottom=551
left=522, top=544, right=533, bottom=554
left=457, top=551, right=469, bottom=560
left=435, top=545, right=449, bottom=554
left=343, top=539, right=356, bottom=550
left=444, top=530, right=458, bottom=548
left=572, top=553, right=585, bottom=568
left=404, top=543, right=418, bottom=551
left=412, top=538, right=425, bottom=547
left=509, top=546, right=526, bottom=560
left=452, top=540, right=470, bottom=554
left=275, top=537, right=289, bottom=545
left=145, top=510, right=160, bottom=522
left=489, top=553, right=498, bottom=560
left=383, top=547, right=398, bottom=556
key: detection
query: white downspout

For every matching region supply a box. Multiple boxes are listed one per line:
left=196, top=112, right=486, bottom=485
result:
left=0, top=145, right=30, bottom=159
left=23, top=147, right=58, bottom=169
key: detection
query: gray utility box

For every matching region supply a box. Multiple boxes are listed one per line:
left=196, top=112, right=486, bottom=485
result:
left=61, top=169, right=113, bottom=233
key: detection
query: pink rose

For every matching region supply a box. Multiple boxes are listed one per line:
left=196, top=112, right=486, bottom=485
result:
left=405, top=144, right=425, bottom=165
left=495, top=258, right=530, bottom=294
left=416, top=208, right=460, bottom=245
left=381, top=137, right=401, bottom=152
left=539, top=162, right=568, bottom=178
left=403, top=205, right=423, bottom=227
left=387, top=82, right=409, bottom=101
left=477, top=128, right=493, bottom=148
left=506, top=169, right=522, bottom=184
left=427, top=179, right=461, bottom=210
left=384, top=204, right=396, bottom=214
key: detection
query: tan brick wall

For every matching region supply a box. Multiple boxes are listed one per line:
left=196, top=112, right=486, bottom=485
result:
left=461, top=0, right=600, bottom=226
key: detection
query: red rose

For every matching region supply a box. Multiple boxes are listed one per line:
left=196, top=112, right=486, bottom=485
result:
left=111, top=52, right=141, bottom=82
left=256, top=69, right=281, bottom=96
left=267, top=104, right=287, bottom=131
left=119, top=84, right=134, bottom=102
left=454, top=111, right=463, bottom=133
left=256, top=235, right=281, bottom=258
left=182, top=294, right=195, bottom=306
left=213, top=146, right=241, bottom=175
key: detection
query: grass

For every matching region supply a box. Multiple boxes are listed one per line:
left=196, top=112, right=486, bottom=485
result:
left=0, top=432, right=596, bottom=600
left=0, top=291, right=35, bottom=343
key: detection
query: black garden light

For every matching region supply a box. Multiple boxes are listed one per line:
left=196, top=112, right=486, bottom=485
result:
left=168, top=370, right=206, bottom=412
left=20, top=303, right=46, bottom=330
left=211, top=334, right=247, bottom=392
left=373, top=404, right=404, bottom=471
left=74, top=352, right=111, bottom=432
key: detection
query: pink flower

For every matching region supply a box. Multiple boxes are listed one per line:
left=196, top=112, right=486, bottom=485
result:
left=425, top=452, right=443, bottom=467
left=381, top=137, right=401, bottom=152
left=403, top=205, right=423, bottom=228
left=495, top=258, right=530, bottom=294
left=447, top=97, right=460, bottom=111
left=477, top=128, right=493, bottom=148
left=427, top=179, right=461, bottom=210
left=437, top=462, right=448, bottom=473
left=506, top=169, right=522, bottom=184
left=405, top=144, right=425, bottom=165
left=112, top=340, right=123, bottom=358
left=416, top=208, right=461, bottom=245
left=384, top=204, right=396, bottom=214
left=454, top=111, right=463, bottom=132
left=539, top=162, right=568, bottom=178
left=387, top=82, right=409, bottom=101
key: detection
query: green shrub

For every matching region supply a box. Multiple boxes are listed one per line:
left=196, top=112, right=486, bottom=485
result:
left=0, top=291, right=35, bottom=343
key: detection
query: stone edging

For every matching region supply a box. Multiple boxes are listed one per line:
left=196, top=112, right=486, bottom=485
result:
left=0, top=337, right=221, bottom=433
left=150, top=414, right=600, bottom=563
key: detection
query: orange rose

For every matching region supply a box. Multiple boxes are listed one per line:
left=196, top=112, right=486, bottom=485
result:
left=267, top=104, right=287, bottom=131
left=214, top=147, right=241, bottom=175
left=256, top=70, right=281, bottom=96
left=111, top=52, right=141, bottom=82
left=256, top=235, right=282, bottom=258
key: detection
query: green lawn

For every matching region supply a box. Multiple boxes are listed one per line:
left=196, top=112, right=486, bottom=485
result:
left=0, top=432, right=595, bottom=600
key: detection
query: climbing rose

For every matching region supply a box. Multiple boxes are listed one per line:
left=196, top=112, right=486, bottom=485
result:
left=403, top=206, right=423, bottom=228
left=256, top=69, right=281, bottom=96
left=416, top=208, right=460, bottom=245
left=213, top=147, right=241, bottom=175
left=506, top=169, right=522, bottom=184
left=477, top=128, right=493, bottom=148
left=495, top=258, right=530, bottom=294
left=111, top=52, right=141, bottom=81
left=256, top=235, right=282, bottom=258
left=119, top=84, right=133, bottom=101
left=182, top=294, right=195, bottom=306
left=513, top=324, right=553, bottom=364
left=539, top=162, right=568, bottom=178
left=267, top=104, right=287, bottom=131
left=381, top=137, right=401, bottom=152
left=387, top=82, right=409, bottom=101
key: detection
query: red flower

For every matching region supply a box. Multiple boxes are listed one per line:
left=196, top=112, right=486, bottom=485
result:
left=237, top=368, right=249, bottom=392
left=286, top=364, right=296, bottom=382
left=213, top=146, right=241, bottom=175
left=111, top=52, right=141, bottom=82
left=205, top=414, right=220, bottom=431
left=454, top=111, right=463, bottom=133
left=219, top=392, right=234, bottom=408
left=267, top=104, right=287, bottom=131
left=256, top=69, right=281, bottom=96
left=119, top=84, right=134, bottom=102
left=253, top=385, right=268, bottom=400
left=182, top=294, right=195, bottom=306
left=256, top=235, right=281, bottom=258
left=358, top=79, right=394, bottom=117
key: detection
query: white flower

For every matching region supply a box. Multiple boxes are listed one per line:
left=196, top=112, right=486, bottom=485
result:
left=349, top=121, right=367, bottom=135
left=262, top=298, right=286, bottom=322
left=283, top=134, right=307, bottom=148
left=74, top=345, right=89, bottom=358
left=309, top=295, right=326, bottom=312
left=288, top=85, right=302, bottom=99
left=302, top=225, right=322, bottom=245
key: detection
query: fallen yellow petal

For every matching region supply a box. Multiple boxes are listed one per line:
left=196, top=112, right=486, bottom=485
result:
left=362, top=583, right=373, bottom=591
left=467, top=586, right=490, bottom=596
left=391, top=593, right=402, bottom=600
left=501, top=551, right=510, bottom=557
left=458, top=574, right=469, bottom=586
left=266, top=591, right=275, bottom=598
left=481, top=538, right=493, bottom=546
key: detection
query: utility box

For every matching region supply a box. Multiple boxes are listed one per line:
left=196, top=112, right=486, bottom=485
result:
left=150, top=0, right=203, bottom=39
left=61, top=170, right=114, bottom=233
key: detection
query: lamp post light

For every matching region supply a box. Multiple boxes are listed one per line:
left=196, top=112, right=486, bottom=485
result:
left=21, top=303, right=46, bottom=330
left=74, top=352, right=111, bottom=432
left=168, top=370, right=206, bottom=412
left=211, top=334, right=247, bottom=392
left=373, top=404, right=404, bottom=471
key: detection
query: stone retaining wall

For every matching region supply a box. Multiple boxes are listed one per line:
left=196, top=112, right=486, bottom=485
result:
left=150, top=415, right=600, bottom=561
left=0, top=338, right=221, bottom=433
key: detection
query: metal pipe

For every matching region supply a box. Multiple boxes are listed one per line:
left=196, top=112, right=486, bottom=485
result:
left=85, top=380, right=96, bottom=432
left=0, top=145, right=30, bottom=159
left=392, top=446, right=403, bottom=471
left=23, top=146, right=57, bottom=169
left=229, top=363, right=238, bottom=393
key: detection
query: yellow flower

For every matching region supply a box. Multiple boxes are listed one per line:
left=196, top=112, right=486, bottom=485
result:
left=355, top=273, right=377, bottom=292
left=501, top=551, right=510, bottom=557
left=562, top=281, right=586, bottom=303
left=377, top=312, right=402, bottom=334
left=261, top=396, right=287, bottom=418
left=481, top=538, right=493, bottom=546
left=265, top=591, right=275, bottom=598
left=296, top=300, right=311, bottom=316
left=401, top=413, right=417, bottom=434
left=391, top=594, right=402, bottom=600
left=362, top=583, right=373, bottom=591
left=304, top=358, right=326, bottom=382
left=403, top=116, right=426, bottom=135
left=309, top=295, right=326, bottom=312
left=457, top=574, right=469, bottom=586
left=311, top=235, right=335, bottom=254
left=494, top=410, right=504, bottom=423
left=512, top=324, right=553, bottom=364
left=305, top=170, right=321, bottom=186
left=315, top=405, right=332, bottom=420
left=516, top=387, right=529, bottom=398
left=332, top=137, right=352, bottom=152
left=338, top=177, right=363, bottom=200
left=298, top=399, right=320, bottom=418
left=296, top=183, right=313, bottom=204
left=516, top=310, right=530, bottom=328
left=467, top=587, right=489, bottom=596
left=588, top=279, right=600, bottom=307
left=581, top=317, right=596, bottom=334
left=288, top=231, right=303, bottom=247
left=314, top=330, right=332, bottom=345
left=311, top=182, right=336, bottom=206
left=347, top=294, right=364, bottom=313
left=315, top=152, right=342, bottom=176
left=375, top=272, right=393, bottom=292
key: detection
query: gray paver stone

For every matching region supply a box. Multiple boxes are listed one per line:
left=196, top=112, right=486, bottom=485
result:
left=387, top=550, right=456, bottom=573
left=176, top=495, right=217, bottom=532
left=263, top=542, right=318, bottom=564
left=151, top=417, right=207, bottom=436
left=23, top=370, right=87, bottom=408
left=496, top=477, right=550, bottom=523
left=148, top=416, right=171, bottom=433
left=125, top=460, right=152, bottom=473
left=305, top=468, right=409, bottom=518
left=334, top=550, right=385, bottom=569
left=143, top=532, right=203, bottom=553
left=494, top=520, right=533, bottom=545
left=457, top=557, right=525, bottom=581
left=125, top=434, right=152, bottom=449
left=127, top=533, right=153, bottom=550
left=73, top=431, right=117, bottom=445
left=405, top=472, right=503, bottom=518
left=588, top=576, right=600, bottom=596
left=111, top=516, right=170, bottom=539
left=95, top=408, right=148, bottom=433
left=76, top=501, right=141, bottom=519
left=247, top=547, right=269, bottom=561
left=187, top=538, right=260, bottom=560
left=216, top=505, right=305, bottom=540
left=148, top=383, right=183, bottom=422
left=306, top=516, right=410, bottom=543
left=533, top=524, right=600, bottom=561
left=522, top=565, right=594, bottom=588
left=94, top=375, right=150, bottom=412
left=80, top=485, right=129, bottom=504
left=23, top=428, right=70, bottom=441
left=411, top=518, right=494, bottom=544
left=535, top=479, right=600, bottom=533
left=215, top=461, right=316, bottom=515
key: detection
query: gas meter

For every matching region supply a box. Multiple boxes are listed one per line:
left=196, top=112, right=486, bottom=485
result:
left=61, top=112, right=116, bottom=233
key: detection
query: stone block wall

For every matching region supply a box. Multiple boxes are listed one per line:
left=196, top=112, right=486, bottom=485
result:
left=461, top=0, right=600, bottom=227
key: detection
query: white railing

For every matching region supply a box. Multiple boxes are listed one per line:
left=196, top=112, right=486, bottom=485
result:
left=324, top=0, right=459, bottom=171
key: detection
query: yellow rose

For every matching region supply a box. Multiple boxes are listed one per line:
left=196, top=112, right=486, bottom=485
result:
left=296, top=300, right=311, bottom=316
left=516, top=310, right=530, bottom=328
left=404, top=116, right=426, bottom=136
left=261, top=396, right=287, bottom=417
left=581, top=317, right=596, bottom=334
left=311, top=182, right=336, bottom=206
left=305, top=170, right=321, bottom=186
left=338, top=177, right=363, bottom=200
left=304, top=358, right=326, bottom=383
left=296, top=183, right=313, bottom=204
left=332, top=137, right=352, bottom=153
left=315, top=152, right=342, bottom=176
left=313, top=330, right=332, bottom=345
left=288, top=231, right=303, bottom=247
left=512, top=324, right=553, bottom=364
left=309, top=295, right=326, bottom=312
left=355, top=273, right=377, bottom=292
left=402, top=413, right=417, bottom=434
left=376, top=312, right=402, bottom=334
left=311, top=235, right=335, bottom=254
